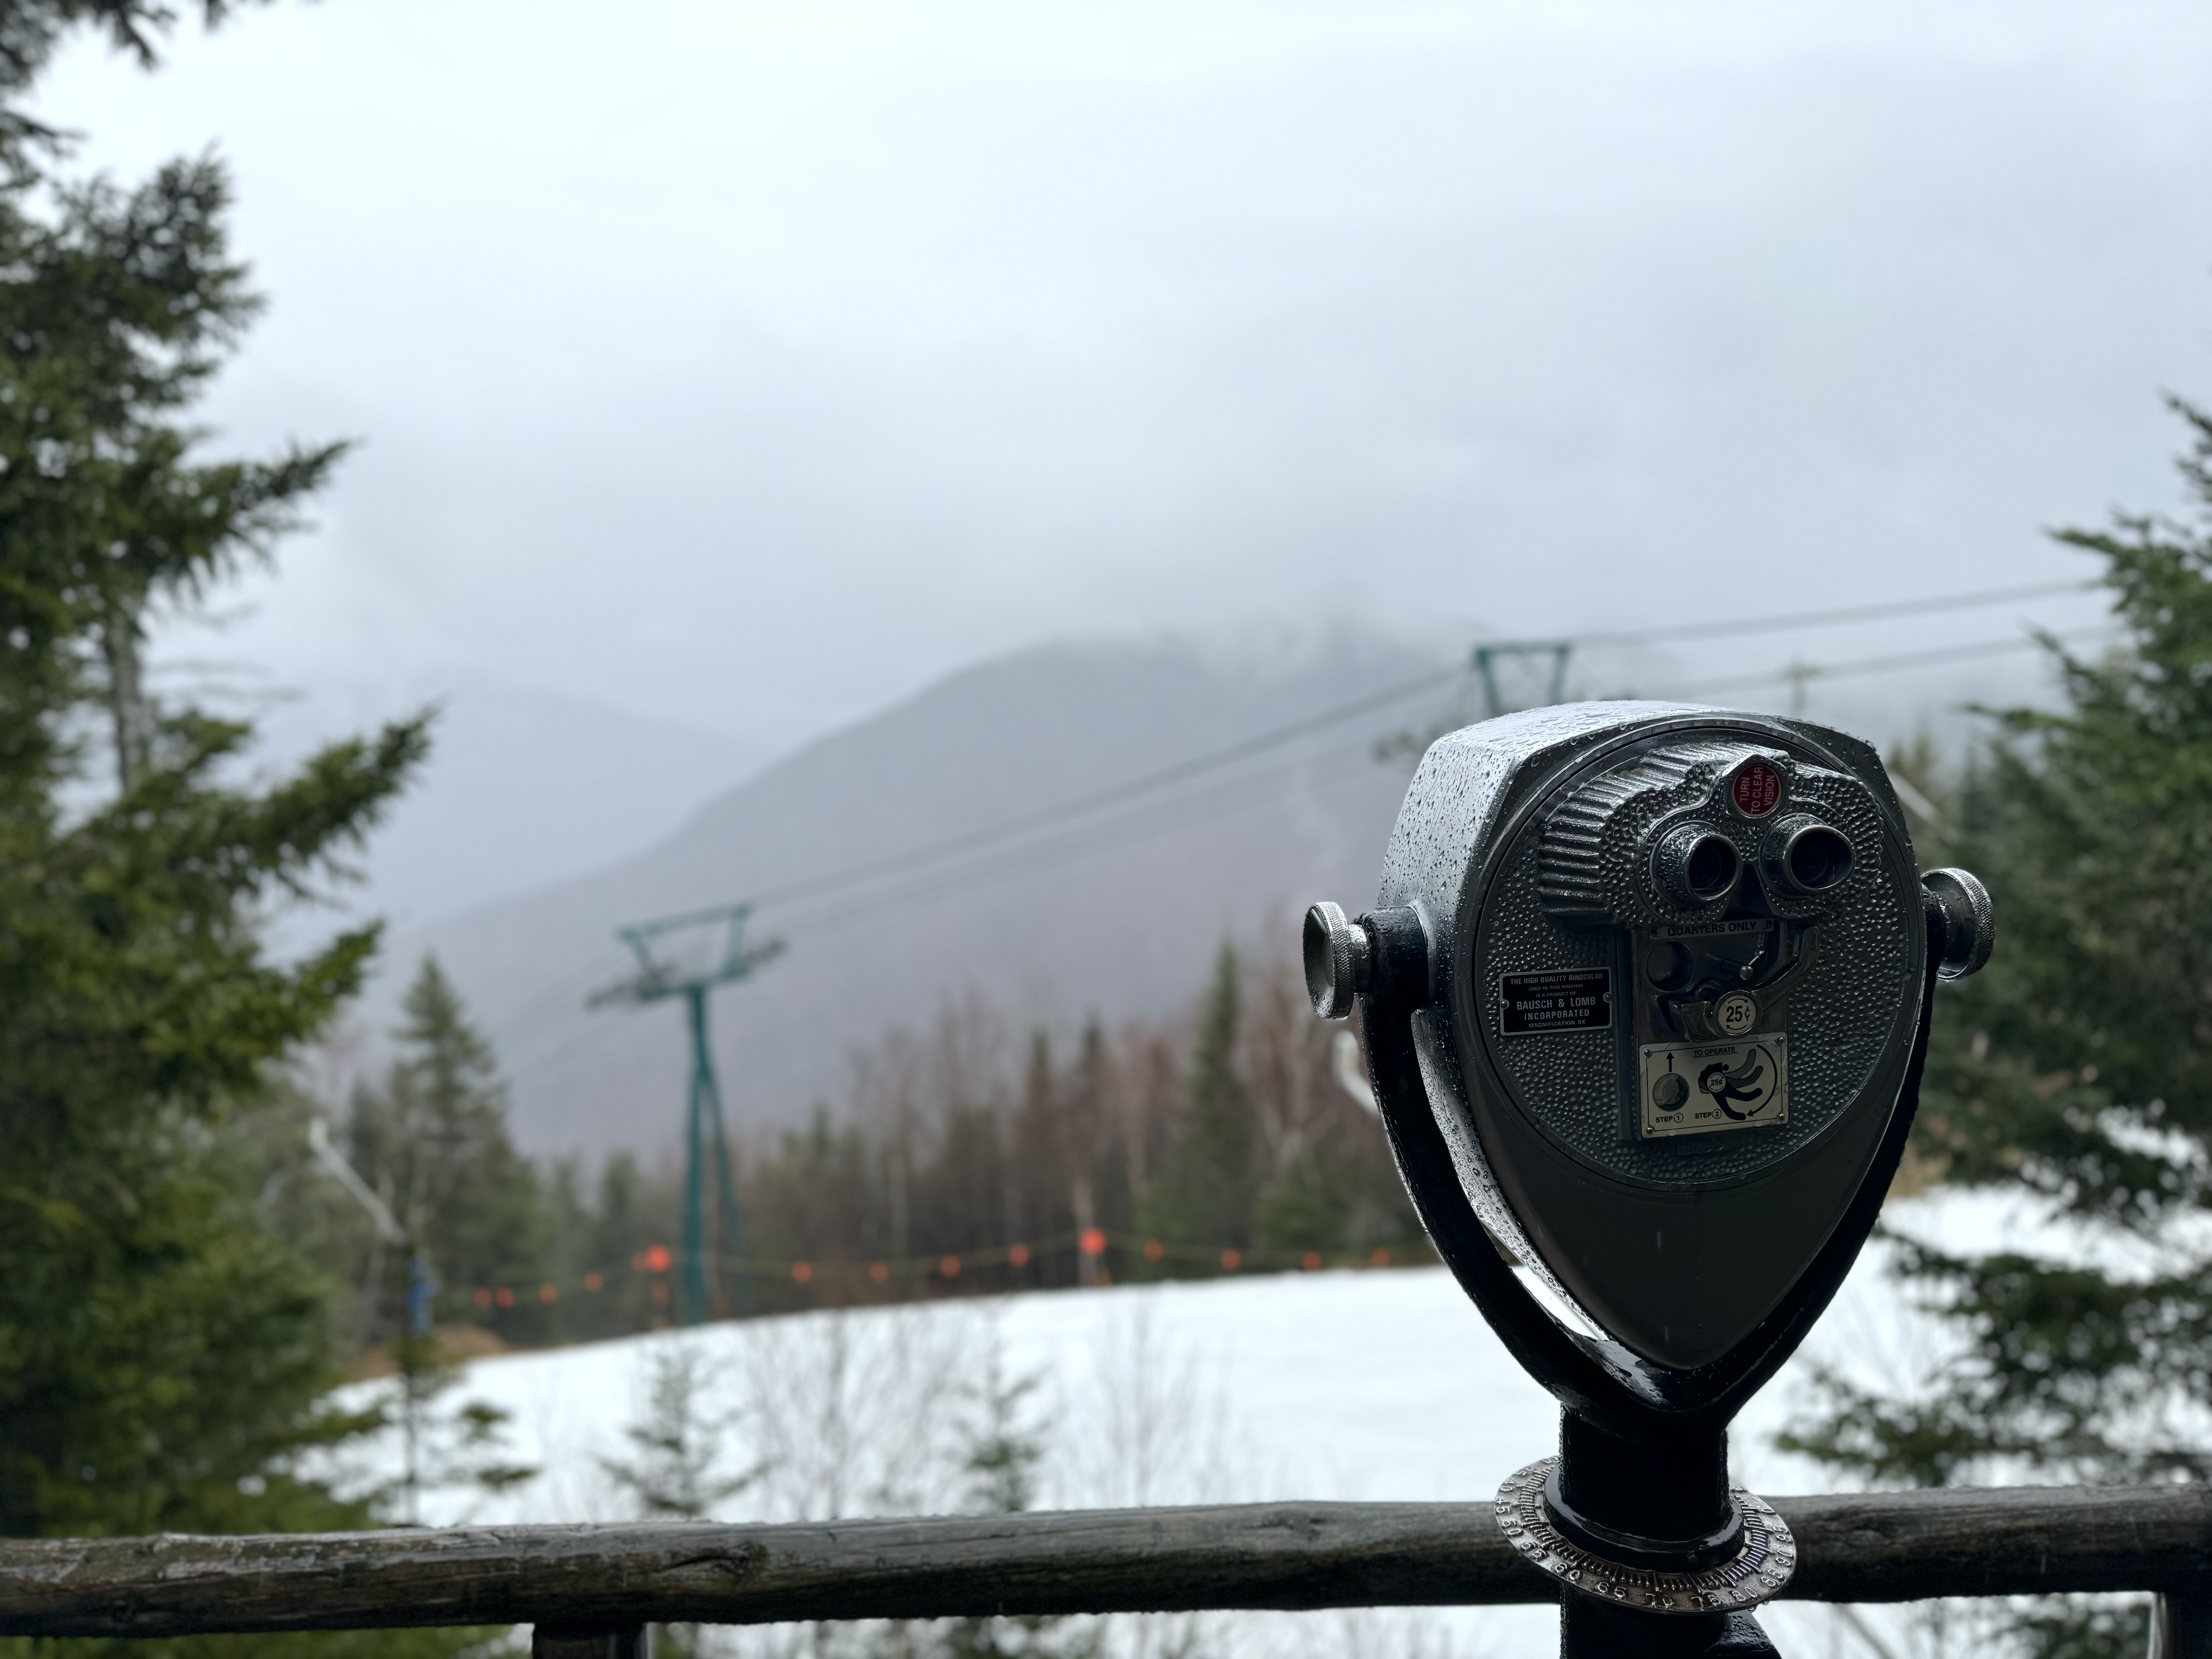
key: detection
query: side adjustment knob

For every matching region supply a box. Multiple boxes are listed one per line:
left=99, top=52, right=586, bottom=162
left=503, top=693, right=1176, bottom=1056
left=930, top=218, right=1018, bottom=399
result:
left=1303, top=901, right=1370, bottom=1020
left=1922, top=867, right=1995, bottom=981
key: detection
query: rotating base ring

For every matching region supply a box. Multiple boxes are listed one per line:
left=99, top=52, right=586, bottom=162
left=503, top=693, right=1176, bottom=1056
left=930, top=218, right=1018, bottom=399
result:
left=1494, top=1456, right=1797, bottom=1616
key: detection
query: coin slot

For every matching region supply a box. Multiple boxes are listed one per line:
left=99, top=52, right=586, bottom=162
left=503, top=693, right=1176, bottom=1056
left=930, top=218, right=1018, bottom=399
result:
left=1643, top=941, right=1693, bottom=989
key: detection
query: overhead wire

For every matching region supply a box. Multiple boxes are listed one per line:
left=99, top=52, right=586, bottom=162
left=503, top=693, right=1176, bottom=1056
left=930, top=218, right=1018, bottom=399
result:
left=728, top=577, right=2106, bottom=926
left=498, top=729, right=1405, bottom=1096
left=500, top=735, right=1401, bottom=1094
left=1572, top=577, right=2097, bottom=649
left=493, top=697, right=1436, bottom=1060
left=1642, top=624, right=2113, bottom=701
left=771, top=732, right=1388, bottom=941
left=485, top=950, right=637, bottom=1049
left=760, top=623, right=2119, bottom=946
left=489, top=579, right=2114, bottom=1088
left=493, top=606, right=2114, bottom=1110
left=504, top=999, right=650, bottom=1093
left=519, top=645, right=2116, bottom=1114
left=737, top=664, right=1466, bottom=913
left=532, top=620, right=2117, bottom=1107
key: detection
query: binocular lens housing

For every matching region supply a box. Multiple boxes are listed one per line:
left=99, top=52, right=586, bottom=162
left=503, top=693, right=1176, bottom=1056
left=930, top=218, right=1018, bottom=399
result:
left=1764, top=813, right=1854, bottom=895
left=1651, top=822, right=1741, bottom=907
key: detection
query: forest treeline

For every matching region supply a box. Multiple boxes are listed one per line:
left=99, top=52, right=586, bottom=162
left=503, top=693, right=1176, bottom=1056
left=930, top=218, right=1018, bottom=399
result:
left=318, top=943, right=1428, bottom=1357
left=0, top=0, right=1423, bottom=1601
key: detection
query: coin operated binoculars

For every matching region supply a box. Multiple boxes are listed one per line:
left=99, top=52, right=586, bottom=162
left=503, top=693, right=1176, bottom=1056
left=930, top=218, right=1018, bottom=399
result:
left=1306, top=704, right=1993, bottom=1658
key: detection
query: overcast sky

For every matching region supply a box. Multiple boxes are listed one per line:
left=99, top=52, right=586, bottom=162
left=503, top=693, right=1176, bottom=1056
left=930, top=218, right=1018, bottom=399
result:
left=31, top=0, right=2212, bottom=766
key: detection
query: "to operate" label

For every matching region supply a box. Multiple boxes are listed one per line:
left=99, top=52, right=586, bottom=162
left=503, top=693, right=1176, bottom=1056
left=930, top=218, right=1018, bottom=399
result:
left=1638, top=1033, right=1789, bottom=1138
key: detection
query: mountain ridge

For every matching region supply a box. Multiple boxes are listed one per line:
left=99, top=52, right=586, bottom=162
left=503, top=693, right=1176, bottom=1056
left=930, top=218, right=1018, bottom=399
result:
left=351, top=629, right=1455, bottom=1160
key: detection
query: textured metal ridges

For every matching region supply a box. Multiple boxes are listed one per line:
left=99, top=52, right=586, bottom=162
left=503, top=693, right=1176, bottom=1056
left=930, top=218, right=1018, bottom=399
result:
left=1483, top=740, right=1917, bottom=1196
left=1536, top=744, right=1740, bottom=920
left=1495, top=1458, right=1797, bottom=1615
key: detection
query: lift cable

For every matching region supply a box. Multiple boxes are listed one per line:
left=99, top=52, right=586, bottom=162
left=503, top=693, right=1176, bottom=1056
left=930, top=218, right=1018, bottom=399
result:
left=761, top=624, right=2113, bottom=942
left=738, top=580, right=2104, bottom=921
left=737, top=665, right=1466, bottom=912
left=508, top=623, right=2111, bottom=1101
left=496, top=594, right=2104, bottom=1055
left=490, top=593, right=2103, bottom=1067
left=1573, top=577, right=2095, bottom=648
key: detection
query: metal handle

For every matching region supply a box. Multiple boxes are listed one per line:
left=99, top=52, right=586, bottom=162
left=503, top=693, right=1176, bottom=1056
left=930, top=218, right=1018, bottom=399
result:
left=1922, top=867, right=1995, bottom=981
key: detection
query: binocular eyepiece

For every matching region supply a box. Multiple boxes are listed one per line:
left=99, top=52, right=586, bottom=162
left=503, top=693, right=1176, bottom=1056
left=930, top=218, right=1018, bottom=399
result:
left=1648, top=811, right=1853, bottom=910
left=1650, top=822, right=1742, bottom=907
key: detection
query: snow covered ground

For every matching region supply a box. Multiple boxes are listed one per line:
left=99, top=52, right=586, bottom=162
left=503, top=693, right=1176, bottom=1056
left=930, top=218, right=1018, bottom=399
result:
left=331, top=1192, right=2107, bottom=1659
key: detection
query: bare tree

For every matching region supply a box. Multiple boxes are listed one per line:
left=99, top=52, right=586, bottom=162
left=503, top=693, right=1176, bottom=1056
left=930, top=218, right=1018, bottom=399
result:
left=1109, top=1023, right=1182, bottom=1210
left=735, top=1306, right=977, bottom=1523
left=1058, top=1300, right=1237, bottom=1511
left=851, top=1031, right=923, bottom=1261
left=1060, top=1025, right=1110, bottom=1289
left=1238, top=956, right=1339, bottom=1182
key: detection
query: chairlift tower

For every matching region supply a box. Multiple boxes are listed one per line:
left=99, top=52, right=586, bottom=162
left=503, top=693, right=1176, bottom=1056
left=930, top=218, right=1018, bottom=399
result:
left=591, top=902, right=783, bottom=1325
left=1472, top=641, right=1574, bottom=718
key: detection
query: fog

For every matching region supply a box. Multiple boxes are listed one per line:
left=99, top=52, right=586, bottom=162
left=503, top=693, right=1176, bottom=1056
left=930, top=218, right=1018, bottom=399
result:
left=28, top=0, right=2209, bottom=915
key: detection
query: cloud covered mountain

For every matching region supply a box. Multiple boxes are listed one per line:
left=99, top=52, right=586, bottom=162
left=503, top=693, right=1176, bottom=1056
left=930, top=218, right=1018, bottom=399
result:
left=358, top=632, right=1455, bottom=1161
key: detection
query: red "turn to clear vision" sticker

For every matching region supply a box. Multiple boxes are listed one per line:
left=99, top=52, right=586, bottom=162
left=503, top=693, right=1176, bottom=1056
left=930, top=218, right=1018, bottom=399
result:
left=1731, top=761, right=1782, bottom=817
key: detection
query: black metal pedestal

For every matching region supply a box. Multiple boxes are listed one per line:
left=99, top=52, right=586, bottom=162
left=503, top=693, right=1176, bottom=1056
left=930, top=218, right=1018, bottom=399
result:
left=1549, top=1414, right=1784, bottom=1658
left=1561, top=1599, right=1779, bottom=1657
left=1352, top=830, right=1964, bottom=1659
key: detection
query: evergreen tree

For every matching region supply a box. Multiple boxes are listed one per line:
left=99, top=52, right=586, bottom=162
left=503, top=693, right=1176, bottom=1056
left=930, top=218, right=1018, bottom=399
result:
left=1138, top=942, right=1255, bottom=1258
left=346, top=957, right=551, bottom=1344
left=544, top=1152, right=665, bottom=1341
left=1786, top=398, right=2212, bottom=1657
left=0, top=12, right=495, bottom=1659
left=599, top=1342, right=761, bottom=1659
left=598, top=1341, right=759, bottom=1520
left=925, top=1348, right=1095, bottom=1659
left=0, top=13, right=431, bottom=1549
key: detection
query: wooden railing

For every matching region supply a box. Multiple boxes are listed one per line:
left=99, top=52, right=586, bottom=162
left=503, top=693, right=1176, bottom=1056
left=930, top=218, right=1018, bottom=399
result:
left=0, top=1486, right=2206, bottom=1651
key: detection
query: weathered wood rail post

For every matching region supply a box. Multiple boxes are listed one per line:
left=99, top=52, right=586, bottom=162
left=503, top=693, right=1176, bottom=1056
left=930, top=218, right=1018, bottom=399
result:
left=0, top=1488, right=2201, bottom=1640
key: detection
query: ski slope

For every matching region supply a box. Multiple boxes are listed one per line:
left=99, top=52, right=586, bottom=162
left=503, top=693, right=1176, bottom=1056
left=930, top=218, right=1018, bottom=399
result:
left=336, top=1194, right=2058, bottom=1659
